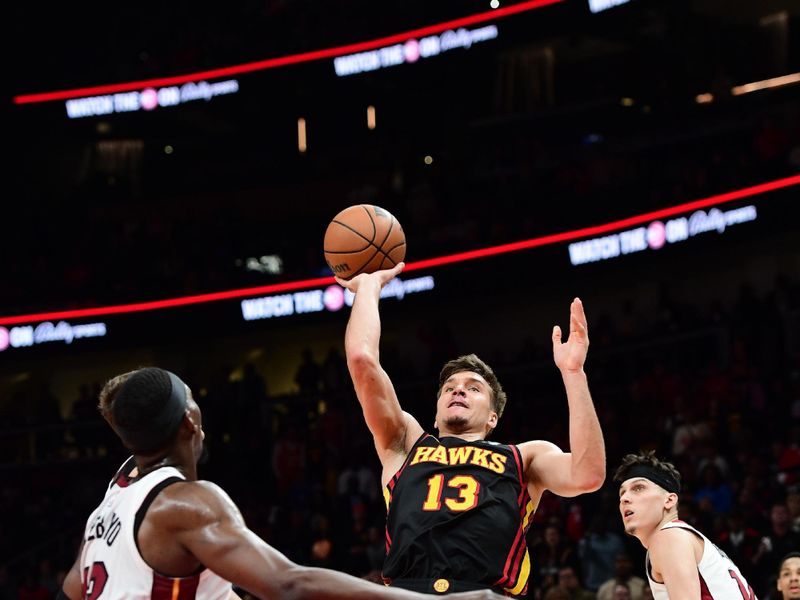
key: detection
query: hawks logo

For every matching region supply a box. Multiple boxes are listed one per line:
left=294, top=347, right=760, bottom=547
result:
left=409, top=445, right=508, bottom=474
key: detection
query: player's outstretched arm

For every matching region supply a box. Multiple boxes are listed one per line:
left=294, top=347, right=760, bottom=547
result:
left=520, top=298, right=605, bottom=497
left=337, top=264, right=423, bottom=471
left=160, top=480, right=498, bottom=600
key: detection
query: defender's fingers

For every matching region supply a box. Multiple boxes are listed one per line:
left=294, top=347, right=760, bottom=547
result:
left=571, top=314, right=588, bottom=338
left=573, top=297, right=588, bottom=330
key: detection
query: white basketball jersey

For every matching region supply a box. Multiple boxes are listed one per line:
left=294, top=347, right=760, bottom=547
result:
left=646, top=520, right=756, bottom=600
left=80, top=457, right=232, bottom=600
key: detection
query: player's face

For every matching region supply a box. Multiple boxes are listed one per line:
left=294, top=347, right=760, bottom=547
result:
left=618, top=477, right=674, bottom=537
left=435, top=371, right=497, bottom=436
left=778, top=557, right=800, bottom=600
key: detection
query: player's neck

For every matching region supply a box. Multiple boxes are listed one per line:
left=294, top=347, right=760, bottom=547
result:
left=437, top=431, right=487, bottom=442
left=639, top=512, right=680, bottom=549
left=135, top=453, right=195, bottom=480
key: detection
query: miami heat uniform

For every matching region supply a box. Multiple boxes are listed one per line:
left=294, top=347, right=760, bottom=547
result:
left=646, top=520, right=757, bottom=600
left=382, top=433, right=535, bottom=596
left=79, top=457, right=231, bottom=600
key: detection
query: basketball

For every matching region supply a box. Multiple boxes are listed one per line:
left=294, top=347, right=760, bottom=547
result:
left=324, top=205, right=406, bottom=280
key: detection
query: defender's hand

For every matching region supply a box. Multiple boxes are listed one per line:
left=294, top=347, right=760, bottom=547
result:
left=552, top=297, right=589, bottom=373
left=335, top=262, right=405, bottom=293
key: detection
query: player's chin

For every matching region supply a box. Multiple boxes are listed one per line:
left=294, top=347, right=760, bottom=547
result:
left=443, top=415, right=470, bottom=432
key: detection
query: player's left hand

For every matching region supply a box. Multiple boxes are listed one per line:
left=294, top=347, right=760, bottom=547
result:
left=552, top=297, right=589, bottom=373
left=334, top=262, right=404, bottom=293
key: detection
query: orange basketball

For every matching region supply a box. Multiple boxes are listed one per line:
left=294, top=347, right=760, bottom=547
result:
left=324, top=205, right=406, bottom=280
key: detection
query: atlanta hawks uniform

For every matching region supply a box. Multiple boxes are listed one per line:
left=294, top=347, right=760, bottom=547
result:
left=382, top=433, right=535, bottom=596
left=646, top=520, right=757, bottom=600
left=80, top=457, right=231, bottom=600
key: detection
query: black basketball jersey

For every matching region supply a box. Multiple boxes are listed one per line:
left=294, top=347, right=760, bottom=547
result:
left=382, top=433, right=535, bottom=596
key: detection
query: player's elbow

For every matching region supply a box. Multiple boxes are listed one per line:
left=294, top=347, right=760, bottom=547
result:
left=576, top=470, right=605, bottom=493
left=346, top=350, right=380, bottom=376
left=278, top=566, right=338, bottom=600
left=571, top=454, right=606, bottom=492
left=273, top=565, right=309, bottom=600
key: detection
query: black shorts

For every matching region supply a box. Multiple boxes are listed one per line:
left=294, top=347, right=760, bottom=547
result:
left=390, top=578, right=505, bottom=595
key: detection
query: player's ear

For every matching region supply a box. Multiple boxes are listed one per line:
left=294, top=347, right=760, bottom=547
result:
left=181, top=411, right=193, bottom=433
left=664, top=492, right=678, bottom=511
left=488, top=411, right=498, bottom=429
left=182, top=408, right=200, bottom=435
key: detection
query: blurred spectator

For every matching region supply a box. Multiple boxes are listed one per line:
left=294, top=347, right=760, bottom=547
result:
left=364, top=525, right=385, bottom=574
left=321, top=347, right=348, bottom=394
left=716, top=510, right=762, bottom=583
left=336, top=452, right=379, bottom=504
left=596, top=553, right=647, bottom=600
left=695, top=437, right=731, bottom=480
left=543, top=585, right=572, bottom=600
left=787, top=492, right=800, bottom=533
left=295, top=349, right=322, bottom=397
left=671, top=402, right=712, bottom=458
left=612, top=582, right=632, bottom=600
left=578, top=514, right=626, bottom=591
left=752, top=504, right=800, bottom=587
left=271, top=420, right=307, bottom=496
left=565, top=504, right=586, bottom=543
left=556, top=565, right=594, bottom=600
left=694, top=463, right=734, bottom=515
left=238, top=362, right=268, bottom=405
left=530, top=522, right=578, bottom=591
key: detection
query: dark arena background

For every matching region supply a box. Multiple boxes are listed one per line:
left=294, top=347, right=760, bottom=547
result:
left=4, top=0, right=800, bottom=598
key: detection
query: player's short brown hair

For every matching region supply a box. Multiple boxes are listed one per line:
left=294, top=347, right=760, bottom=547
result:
left=438, top=354, right=507, bottom=420
left=613, top=450, right=682, bottom=493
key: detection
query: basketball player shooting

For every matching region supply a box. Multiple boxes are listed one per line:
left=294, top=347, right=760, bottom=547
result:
left=58, top=367, right=504, bottom=600
left=336, top=263, right=605, bottom=596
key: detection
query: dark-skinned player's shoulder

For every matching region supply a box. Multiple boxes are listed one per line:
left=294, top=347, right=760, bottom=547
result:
left=146, top=479, right=242, bottom=526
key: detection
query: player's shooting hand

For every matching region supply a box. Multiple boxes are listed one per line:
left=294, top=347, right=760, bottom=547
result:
left=552, top=297, right=589, bottom=374
left=335, top=262, right=405, bottom=292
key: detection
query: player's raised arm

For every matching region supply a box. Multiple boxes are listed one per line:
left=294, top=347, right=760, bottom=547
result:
left=337, top=264, right=423, bottom=472
left=520, top=298, right=605, bottom=497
